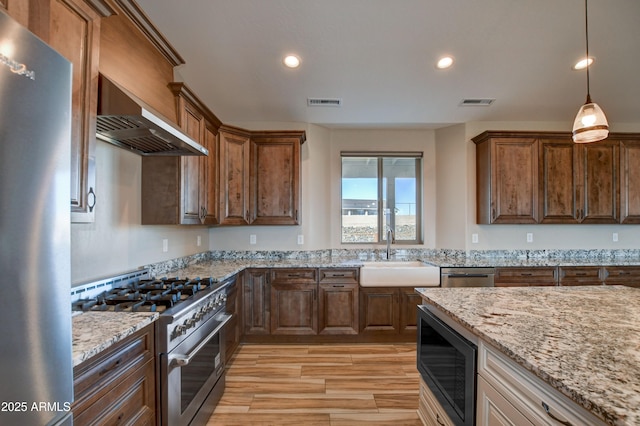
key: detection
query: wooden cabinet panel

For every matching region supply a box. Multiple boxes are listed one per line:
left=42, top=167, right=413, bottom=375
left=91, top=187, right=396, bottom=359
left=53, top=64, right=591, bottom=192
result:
left=620, top=139, right=640, bottom=223
left=46, top=0, right=113, bottom=222
left=558, top=266, right=603, bottom=286
left=318, top=268, right=359, bottom=335
left=223, top=276, right=241, bottom=363
left=359, top=287, right=399, bottom=334
left=539, top=137, right=579, bottom=223
left=72, top=325, right=155, bottom=426
left=602, top=266, right=640, bottom=288
left=219, top=128, right=251, bottom=225
left=270, top=282, right=317, bottom=335
left=1, top=0, right=29, bottom=30
left=578, top=141, right=619, bottom=223
left=203, top=123, right=220, bottom=224
left=399, top=288, right=421, bottom=334
left=242, top=269, right=270, bottom=335
left=495, top=267, right=557, bottom=287
left=180, top=102, right=206, bottom=223
left=271, top=268, right=317, bottom=284
left=474, top=133, right=538, bottom=224
left=250, top=132, right=304, bottom=225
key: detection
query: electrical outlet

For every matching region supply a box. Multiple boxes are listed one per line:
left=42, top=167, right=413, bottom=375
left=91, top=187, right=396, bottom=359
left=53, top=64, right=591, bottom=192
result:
left=613, top=232, right=619, bottom=242
left=197, top=235, right=201, bottom=247
left=471, top=233, right=479, bottom=244
left=162, top=239, right=168, bottom=252
left=297, top=235, right=304, bottom=245
left=526, top=233, right=533, bottom=243
left=250, top=234, right=257, bottom=245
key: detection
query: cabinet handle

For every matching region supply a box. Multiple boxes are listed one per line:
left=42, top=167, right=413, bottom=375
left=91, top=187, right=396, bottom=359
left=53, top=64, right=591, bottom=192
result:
left=520, top=273, right=532, bottom=276
left=332, top=285, right=345, bottom=288
left=287, top=273, right=301, bottom=277
left=436, top=413, right=446, bottom=426
left=99, top=357, right=122, bottom=377
left=246, top=210, right=249, bottom=221
left=87, top=187, right=96, bottom=212
left=492, top=208, right=496, bottom=221
left=541, top=402, right=573, bottom=426
left=333, top=274, right=345, bottom=277
left=295, top=209, right=298, bottom=221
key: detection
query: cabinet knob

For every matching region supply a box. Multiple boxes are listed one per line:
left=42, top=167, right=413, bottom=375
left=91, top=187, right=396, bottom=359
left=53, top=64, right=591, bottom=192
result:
left=87, top=187, right=96, bottom=212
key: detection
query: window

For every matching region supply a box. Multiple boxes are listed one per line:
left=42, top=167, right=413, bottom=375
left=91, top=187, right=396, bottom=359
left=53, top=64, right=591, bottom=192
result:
left=341, top=152, right=422, bottom=244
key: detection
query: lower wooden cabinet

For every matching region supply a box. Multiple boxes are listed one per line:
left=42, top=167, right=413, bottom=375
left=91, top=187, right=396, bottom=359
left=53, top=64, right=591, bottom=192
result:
left=602, top=266, right=640, bottom=288
left=223, top=275, right=242, bottom=363
left=360, top=286, right=421, bottom=337
left=242, top=269, right=270, bottom=335
left=318, top=271, right=359, bottom=335
left=72, top=325, right=156, bottom=426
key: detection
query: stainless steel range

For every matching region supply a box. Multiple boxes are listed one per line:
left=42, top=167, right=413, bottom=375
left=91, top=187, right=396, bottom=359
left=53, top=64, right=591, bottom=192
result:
left=71, top=269, right=234, bottom=426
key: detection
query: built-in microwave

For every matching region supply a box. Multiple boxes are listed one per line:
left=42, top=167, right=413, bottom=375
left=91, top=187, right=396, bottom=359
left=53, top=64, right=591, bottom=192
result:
left=417, top=305, right=477, bottom=426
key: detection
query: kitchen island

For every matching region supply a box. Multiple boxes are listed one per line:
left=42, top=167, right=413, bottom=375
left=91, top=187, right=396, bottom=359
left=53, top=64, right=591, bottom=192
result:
left=416, top=285, right=640, bottom=426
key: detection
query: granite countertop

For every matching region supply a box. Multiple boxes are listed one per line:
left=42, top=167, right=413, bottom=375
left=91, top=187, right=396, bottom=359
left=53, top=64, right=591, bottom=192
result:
left=416, top=285, right=640, bottom=426
left=72, top=311, right=159, bottom=367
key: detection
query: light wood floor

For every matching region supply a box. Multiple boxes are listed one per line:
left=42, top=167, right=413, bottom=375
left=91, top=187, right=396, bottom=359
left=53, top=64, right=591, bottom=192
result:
left=207, top=343, right=422, bottom=426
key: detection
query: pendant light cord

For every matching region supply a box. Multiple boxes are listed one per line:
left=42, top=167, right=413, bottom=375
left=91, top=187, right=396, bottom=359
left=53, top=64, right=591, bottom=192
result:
left=585, top=0, right=592, bottom=102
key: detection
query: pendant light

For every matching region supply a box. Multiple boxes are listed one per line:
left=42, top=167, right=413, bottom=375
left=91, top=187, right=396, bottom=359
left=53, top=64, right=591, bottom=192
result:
left=572, top=0, right=609, bottom=143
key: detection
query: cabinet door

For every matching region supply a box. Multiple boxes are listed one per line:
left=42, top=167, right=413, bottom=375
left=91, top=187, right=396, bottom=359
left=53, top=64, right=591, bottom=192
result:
left=47, top=0, right=112, bottom=222
left=1, top=0, right=29, bottom=27
left=539, top=138, right=579, bottom=223
left=243, top=269, right=270, bottom=335
left=319, top=283, right=358, bottom=335
left=180, top=101, right=206, bottom=224
left=399, top=288, right=421, bottom=335
left=250, top=134, right=303, bottom=225
left=576, top=141, right=619, bottom=223
left=270, top=282, right=318, bottom=335
left=203, top=124, right=219, bottom=224
left=359, top=287, right=399, bottom=334
left=219, top=130, right=251, bottom=225
left=477, top=375, right=534, bottom=426
left=620, top=140, right=640, bottom=223
left=475, top=133, right=538, bottom=224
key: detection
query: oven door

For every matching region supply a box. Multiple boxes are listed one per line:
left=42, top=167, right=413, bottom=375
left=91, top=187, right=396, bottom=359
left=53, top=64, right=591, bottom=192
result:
left=417, top=305, right=477, bottom=426
left=162, top=312, right=231, bottom=426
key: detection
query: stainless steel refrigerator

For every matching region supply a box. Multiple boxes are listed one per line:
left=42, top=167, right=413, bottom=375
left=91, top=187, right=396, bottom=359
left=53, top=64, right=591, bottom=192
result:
left=0, top=11, right=73, bottom=426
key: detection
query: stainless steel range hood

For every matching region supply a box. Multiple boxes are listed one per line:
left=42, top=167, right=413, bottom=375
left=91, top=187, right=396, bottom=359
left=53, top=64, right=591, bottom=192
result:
left=96, top=75, right=208, bottom=156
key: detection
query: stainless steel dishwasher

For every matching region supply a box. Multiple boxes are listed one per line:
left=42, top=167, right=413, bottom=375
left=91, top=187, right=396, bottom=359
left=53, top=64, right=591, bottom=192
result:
left=441, top=267, right=495, bottom=287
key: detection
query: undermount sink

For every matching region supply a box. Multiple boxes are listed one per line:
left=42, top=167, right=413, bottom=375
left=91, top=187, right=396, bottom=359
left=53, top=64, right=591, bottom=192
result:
left=360, top=261, right=441, bottom=287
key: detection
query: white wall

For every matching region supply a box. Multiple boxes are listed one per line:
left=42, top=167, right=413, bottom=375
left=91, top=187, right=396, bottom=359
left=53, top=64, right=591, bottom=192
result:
left=70, top=141, right=209, bottom=285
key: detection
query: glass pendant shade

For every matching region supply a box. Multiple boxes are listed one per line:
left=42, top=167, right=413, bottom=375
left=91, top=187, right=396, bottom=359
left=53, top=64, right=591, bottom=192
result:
left=572, top=97, right=609, bottom=143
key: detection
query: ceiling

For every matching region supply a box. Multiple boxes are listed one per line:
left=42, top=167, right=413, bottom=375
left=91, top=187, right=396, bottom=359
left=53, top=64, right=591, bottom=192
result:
left=135, top=0, right=640, bottom=130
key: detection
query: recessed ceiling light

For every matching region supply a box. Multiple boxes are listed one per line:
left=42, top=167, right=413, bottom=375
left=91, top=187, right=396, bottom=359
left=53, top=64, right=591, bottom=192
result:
left=573, top=57, right=594, bottom=70
left=436, top=56, right=454, bottom=69
left=283, top=54, right=301, bottom=68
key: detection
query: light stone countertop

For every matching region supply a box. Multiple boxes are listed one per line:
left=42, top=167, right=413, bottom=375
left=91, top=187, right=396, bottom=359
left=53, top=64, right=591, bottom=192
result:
left=416, top=285, right=640, bottom=426
left=72, top=311, right=159, bottom=367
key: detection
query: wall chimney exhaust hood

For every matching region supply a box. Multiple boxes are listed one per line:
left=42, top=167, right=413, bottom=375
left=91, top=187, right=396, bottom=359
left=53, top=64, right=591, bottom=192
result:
left=96, top=75, right=208, bottom=156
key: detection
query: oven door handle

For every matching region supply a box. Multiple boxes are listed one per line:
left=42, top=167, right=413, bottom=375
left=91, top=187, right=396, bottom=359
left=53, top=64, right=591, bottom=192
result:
left=169, top=313, right=232, bottom=367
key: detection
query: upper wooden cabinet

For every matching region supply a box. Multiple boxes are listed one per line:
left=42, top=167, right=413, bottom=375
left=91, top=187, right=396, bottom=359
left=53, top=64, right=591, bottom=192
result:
left=474, top=132, right=538, bottom=224
left=250, top=131, right=305, bottom=225
left=619, top=139, right=640, bottom=223
left=141, top=83, right=220, bottom=225
left=219, top=126, right=306, bottom=226
left=475, top=131, right=637, bottom=224
left=29, top=0, right=115, bottom=222
left=219, top=127, right=252, bottom=226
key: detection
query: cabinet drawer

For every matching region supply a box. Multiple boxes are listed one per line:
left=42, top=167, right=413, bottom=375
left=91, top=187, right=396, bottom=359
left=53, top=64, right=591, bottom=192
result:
left=73, top=327, right=154, bottom=401
left=270, top=268, right=317, bottom=284
left=418, top=378, right=455, bottom=426
left=478, top=342, right=605, bottom=426
left=603, top=266, right=640, bottom=287
left=558, top=266, right=602, bottom=285
left=495, top=267, right=557, bottom=286
left=319, top=268, right=359, bottom=284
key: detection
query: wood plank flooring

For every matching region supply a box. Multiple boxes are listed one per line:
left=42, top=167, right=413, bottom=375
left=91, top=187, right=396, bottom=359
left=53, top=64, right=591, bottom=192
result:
left=207, top=343, right=422, bottom=425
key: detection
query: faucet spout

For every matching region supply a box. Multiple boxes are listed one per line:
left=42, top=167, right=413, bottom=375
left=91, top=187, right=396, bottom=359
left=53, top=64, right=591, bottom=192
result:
left=386, top=227, right=395, bottom=260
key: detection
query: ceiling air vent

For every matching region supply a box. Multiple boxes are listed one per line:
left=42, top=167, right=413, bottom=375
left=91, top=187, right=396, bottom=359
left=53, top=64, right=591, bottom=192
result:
left=460, top=98, right=495, bottom=106
left=307, top=98, right=342, bottom=107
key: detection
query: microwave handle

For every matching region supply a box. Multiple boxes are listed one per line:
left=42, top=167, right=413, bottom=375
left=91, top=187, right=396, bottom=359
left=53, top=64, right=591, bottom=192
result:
left=170, top=314, right=232, bottom=367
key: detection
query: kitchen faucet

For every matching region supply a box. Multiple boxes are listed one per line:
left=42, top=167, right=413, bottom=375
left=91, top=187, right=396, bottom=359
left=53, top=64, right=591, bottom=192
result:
left=386, top=226, right=395, bottom=260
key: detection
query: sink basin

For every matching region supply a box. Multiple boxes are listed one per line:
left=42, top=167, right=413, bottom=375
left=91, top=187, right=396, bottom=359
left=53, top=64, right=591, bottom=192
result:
left=360, top=261, right=441, bottom=287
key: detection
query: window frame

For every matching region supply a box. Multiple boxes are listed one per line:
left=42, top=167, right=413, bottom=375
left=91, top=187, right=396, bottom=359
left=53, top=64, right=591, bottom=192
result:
left=341, top=151, right=423, bottom=245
